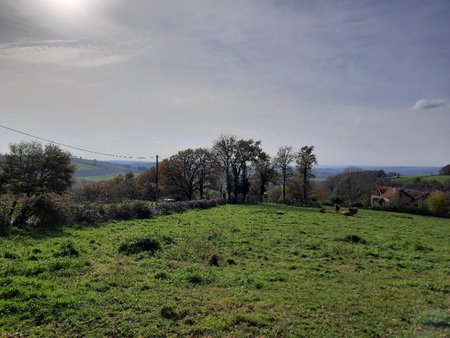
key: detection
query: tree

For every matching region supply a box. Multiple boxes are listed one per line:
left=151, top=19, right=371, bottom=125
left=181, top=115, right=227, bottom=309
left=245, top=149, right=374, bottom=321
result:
left=134, top=166, right=158, bottom=201
left=295, top=145, right=317, bottom=204
left=212, top=135, right=262, bottom=203
left=440, top=164, right=450, bottom=176
left=322, top=169, right=387, bottom=206
left=1, top=141, right=75, bottom=226
left=427, top=191, right=449, bottom=214
left=274, top=146, right=295, bottom=204
left=253, top=152, right=277, bottom=203
left=159, top=148, right=211, bottom=200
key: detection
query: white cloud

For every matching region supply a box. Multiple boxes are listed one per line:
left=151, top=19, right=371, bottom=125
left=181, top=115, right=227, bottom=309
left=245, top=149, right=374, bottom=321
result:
left=412, top=98, right=448, bottom=110
left=0, top=39, right=147, bottom=68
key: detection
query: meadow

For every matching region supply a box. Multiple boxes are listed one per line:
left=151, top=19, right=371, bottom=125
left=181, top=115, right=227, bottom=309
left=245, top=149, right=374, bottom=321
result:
left=73, top=158, right=148, bottom=182
left=1, top=204, right=449, bottom=337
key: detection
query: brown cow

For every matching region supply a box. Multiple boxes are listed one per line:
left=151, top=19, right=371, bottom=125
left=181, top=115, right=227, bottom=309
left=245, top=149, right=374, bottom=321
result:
left=341, top=207, right=358, bottom=216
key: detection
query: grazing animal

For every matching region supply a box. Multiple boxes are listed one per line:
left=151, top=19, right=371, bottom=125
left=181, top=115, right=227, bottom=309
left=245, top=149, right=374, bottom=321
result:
left=341, top=207, right=358, bottom=216
left=319, top=207, right=326, bottom=213
left=348, top=207, right=358, bottom=215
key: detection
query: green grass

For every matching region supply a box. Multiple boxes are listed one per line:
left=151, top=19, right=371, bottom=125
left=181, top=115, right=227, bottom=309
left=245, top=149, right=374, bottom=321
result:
left=1, top=205, right=449, bottom=337
left=392, top=175, right=450, bottom=184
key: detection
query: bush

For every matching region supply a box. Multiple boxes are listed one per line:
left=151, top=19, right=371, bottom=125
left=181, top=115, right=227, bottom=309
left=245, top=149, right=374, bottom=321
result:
left=427, top=191, right=449, bottom=215
left=119, top=236, right=161, bottom=255
left=0, top=196, right=14, bottom=236
left=70, top=204, right=106, bottom=225
left=129, top=200, right=153, bottom=219
left=29, top=195, right=68, bottom=228
left=154, top=199, right=225, bottom=215
left=108, top=203, right=133, bottom=220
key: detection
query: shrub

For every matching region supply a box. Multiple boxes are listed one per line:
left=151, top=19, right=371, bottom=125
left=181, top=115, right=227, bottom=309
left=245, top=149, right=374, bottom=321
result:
left=154, top=199, right=225, bottom=215
left=129, top=200, right=152, bottom=219
left=0, top=196, right=13, bottom=236
left=118, top=236, right=161, bottom=255
left=70, top=204, right=106, bottom=225
left=108, top=203, right=133, bottom=220
left=427, top=191, right=449, bottom=215
left=30, top=195, right=69, bottom=228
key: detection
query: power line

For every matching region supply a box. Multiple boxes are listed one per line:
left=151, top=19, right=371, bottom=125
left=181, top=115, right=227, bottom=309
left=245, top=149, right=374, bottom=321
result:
left=0, top=123, right=154, bottom=160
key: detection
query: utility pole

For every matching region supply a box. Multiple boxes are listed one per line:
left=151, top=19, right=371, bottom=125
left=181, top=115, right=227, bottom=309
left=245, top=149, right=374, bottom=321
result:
left=155, top=154, right=159, bottom=205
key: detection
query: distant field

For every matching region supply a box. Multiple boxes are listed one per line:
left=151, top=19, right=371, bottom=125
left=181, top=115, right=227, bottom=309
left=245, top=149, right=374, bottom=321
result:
left=392, top=175, right=450, bottom=184
left=1, top=205, right=449, bottom=337
left=72, top=158, right=147, bottom=182
left=77, top=174, right=123, bottom=182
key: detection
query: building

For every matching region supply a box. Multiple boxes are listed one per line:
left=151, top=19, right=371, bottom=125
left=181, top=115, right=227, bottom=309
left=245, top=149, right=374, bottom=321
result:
left=371, top=186, right=429, bottom=207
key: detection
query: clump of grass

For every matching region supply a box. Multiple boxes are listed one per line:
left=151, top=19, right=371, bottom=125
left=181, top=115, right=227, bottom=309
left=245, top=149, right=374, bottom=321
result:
left=339, top=235, right=368, bottom=245
left=160, top=305, right=178, bottom=320
left=417, top=310, right=450, bottom=329
left=118, top=236, right=161, bottom=255
left=208, top=254, right=220, bottom=267
left=3, top=251, right=20, bottom=260
left=232, top=313, right=274, bottom=328
left=178, top=267, right=215, bottom=285
left=423, top=281, right=450, bottom=294
left=154, top=271, right=169, bottom=280
left=226, top=258, right=236, bottom=265
left=55, top=240, right=79, bottom=257
left=160, top=235, right=175, bottom=245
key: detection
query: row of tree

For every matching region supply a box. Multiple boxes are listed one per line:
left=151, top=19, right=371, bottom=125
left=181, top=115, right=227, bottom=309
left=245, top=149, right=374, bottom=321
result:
left=157, top=135, right=317, bottom=204
left=0, top=137, right=320, bottom=229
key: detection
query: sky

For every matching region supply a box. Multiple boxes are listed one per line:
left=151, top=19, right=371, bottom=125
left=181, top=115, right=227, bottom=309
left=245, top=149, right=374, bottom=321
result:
left=0, top=0, right=449, bottom=166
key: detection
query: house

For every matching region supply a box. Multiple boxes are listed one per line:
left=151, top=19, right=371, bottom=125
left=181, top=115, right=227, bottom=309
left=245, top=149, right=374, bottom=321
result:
left=371, top=186, right=429, bottom=207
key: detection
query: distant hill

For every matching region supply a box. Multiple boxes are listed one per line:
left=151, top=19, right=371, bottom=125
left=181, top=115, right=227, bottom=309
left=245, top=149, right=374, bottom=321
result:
left=72, top=158, right=155, bottom=182
left=313, top=166, right=441, bottom=179
left=391, top=175, right=450, bottom=184
left=104, top=160, right=155, bottom=173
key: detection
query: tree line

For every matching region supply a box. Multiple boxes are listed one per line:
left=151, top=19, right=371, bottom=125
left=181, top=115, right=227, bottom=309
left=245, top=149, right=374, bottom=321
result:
left=2, top=138, right=448, bottom=231
left=0, top=136, right=319, bottom=230
left=156, top=135, right=317, bottom=204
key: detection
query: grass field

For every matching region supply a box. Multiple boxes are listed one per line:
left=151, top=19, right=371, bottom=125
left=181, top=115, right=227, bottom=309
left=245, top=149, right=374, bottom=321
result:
left=392, top=175, right=450, bottom=184
left=1, top=205, right=449, bottom=337
left=72, top=158, right=142, bottom=182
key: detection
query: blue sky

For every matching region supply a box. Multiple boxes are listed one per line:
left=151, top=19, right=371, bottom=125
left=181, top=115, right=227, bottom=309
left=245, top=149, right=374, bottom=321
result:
left=0, top=0, right=449, bottom=165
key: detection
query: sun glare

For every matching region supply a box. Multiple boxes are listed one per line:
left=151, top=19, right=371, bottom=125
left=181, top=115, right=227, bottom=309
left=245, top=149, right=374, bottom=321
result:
left=44, top=0, right=95, bottom=17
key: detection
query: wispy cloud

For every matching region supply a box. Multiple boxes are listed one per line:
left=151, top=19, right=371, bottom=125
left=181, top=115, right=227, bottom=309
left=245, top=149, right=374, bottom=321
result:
left=412, top=99, right=448, bottom=110
left=0, top=39, right=148, bottom=68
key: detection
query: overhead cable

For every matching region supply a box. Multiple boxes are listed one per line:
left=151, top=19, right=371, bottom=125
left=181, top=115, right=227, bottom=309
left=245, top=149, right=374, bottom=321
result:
left=0, top=123, right=153, bottom=160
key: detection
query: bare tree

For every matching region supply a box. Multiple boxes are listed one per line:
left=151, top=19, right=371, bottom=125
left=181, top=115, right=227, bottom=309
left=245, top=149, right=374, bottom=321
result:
left=159, top=148, right=210, bottom=200
left=295, top=145, right=318, bottom=204
left=274, top=146, right=295, bottom=203
left=253, top=152, right=277, bottom=203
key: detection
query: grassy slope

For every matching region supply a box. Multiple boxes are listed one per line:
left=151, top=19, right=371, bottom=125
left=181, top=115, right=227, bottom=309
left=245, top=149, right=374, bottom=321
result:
left=1, top=205, right=449, bottom=337
left=72, top=158, right=136, bottom=182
